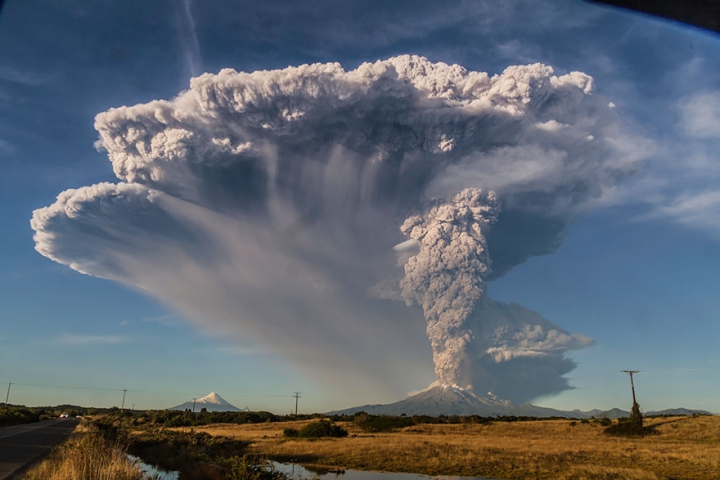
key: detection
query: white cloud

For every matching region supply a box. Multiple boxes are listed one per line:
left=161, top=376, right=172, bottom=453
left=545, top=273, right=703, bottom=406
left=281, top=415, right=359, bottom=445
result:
left=648, top=191, right=720, bottom=237
left=59, top=334, right=129, bottom=345
left=217, top=346, right=269, bottom=356
left=679, top=91, right=720, bottom=139
left=118, top=315, right=179, bottom=328
left=0, top=139, right=13, bottom=156
left=593, top=90, right=720, bottom=238
left=0, top=67, right=49, bottom=86
left=177, top=0, right=201, bottom=77
left=141, top=314, right=180, bottom=327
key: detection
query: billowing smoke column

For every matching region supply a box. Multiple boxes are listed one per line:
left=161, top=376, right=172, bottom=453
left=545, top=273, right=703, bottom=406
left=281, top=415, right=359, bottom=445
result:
left=395, top=187, right=592, bottom=392
left=399, top=188, right=499, bottom=387
left=31, top=56, right=638, bottom=402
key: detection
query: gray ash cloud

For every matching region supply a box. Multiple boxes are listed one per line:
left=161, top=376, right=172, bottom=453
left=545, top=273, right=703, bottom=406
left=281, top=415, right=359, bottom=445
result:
left=32, top=56, right=637, bottom=401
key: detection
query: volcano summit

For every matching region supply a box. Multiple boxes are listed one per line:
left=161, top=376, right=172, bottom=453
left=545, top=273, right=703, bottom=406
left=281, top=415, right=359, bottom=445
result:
left=328, top=385, right=573, bottom=417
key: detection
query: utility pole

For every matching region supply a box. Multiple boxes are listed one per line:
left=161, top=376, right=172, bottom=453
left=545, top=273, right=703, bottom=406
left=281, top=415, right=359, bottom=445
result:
left=621, top=370, right=640, bottom=405
left=4, top=383, right=11, bottom=408
left=121, top=389, right=127, bottom=412
left=293, top=392, right=301, bottom=415
left=132, top=404, right=135, bottom=411
left=192, top=398, right=197, bottom=413
left=621, top=369, right=642, bottom=427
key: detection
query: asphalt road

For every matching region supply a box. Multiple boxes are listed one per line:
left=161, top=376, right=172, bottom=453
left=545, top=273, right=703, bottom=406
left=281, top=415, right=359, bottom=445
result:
left=0, top=418, right=80, bottom=479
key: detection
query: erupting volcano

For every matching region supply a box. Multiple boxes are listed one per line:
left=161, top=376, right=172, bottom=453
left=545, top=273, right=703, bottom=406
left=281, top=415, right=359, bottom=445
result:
left=31, top=56, right=638, bottom=404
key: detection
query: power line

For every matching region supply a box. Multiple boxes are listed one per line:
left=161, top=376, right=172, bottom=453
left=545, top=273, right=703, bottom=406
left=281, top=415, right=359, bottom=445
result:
left=3, top=382, right=124, bottom=392
left=635, top=369, right=720, bottom=373
left=0, top=382, right=293, bottom=399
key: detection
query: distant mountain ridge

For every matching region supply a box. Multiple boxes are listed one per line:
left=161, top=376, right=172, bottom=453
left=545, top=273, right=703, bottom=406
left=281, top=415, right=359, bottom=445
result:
left=328, top=385, right=591, bottom=418
left=327, top=385, right=713, bottom=418
left=170, top=392, right=242, bottom=412
left=647, top=407, right=712, bottom=416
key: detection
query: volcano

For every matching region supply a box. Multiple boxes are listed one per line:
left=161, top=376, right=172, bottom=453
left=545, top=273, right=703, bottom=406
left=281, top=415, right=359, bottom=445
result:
left=329, top=385, right=598, bottom=418
left=169, top=392, right=241, bottom=412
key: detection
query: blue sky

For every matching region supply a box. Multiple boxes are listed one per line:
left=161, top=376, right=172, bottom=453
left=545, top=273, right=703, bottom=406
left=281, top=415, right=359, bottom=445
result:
left=1, top=0, right=720, bottom=414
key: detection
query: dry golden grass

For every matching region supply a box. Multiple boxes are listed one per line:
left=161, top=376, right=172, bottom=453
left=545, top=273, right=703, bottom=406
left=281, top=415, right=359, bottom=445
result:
left=24, top=422, right=143, bottom=480
left=175, top=416, right=720, bottom=480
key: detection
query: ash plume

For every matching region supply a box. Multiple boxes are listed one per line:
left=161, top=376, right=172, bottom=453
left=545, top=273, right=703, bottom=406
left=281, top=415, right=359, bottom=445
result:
left=399, top=188, right=499, bottom=387
left=31, top=56, right=638, bottom=401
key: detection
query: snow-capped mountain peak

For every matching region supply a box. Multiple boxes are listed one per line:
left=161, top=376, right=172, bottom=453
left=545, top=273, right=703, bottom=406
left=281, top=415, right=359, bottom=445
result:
left=169, top=392, right=241, bottom=412
left=200, top=392, right=223, bottom=404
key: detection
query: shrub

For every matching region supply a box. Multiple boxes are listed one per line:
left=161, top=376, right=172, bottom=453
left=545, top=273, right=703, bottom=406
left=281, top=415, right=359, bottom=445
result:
left=353, top=413, right=414, bottom=433
left=283, top=428, right=299, bottom=438
left=604, top=421, right=655, bottom=436
left=0, top=407, right=40, bottom=427
left=605, top=403, right=653, bottom=437
left=297, top=420, right=348, bottom=438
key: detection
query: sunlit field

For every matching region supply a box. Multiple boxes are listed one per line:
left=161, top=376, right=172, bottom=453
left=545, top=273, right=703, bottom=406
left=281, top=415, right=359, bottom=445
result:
left=174, top=416, right=720, bottom=480
left=25, top=423, right=141, bottom=480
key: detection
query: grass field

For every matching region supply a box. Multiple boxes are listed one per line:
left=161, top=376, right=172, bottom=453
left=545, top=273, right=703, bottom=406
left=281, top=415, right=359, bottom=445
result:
left=25, top=422, right=142, bottom=480
left=171, top=416, right=720, bottom=480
